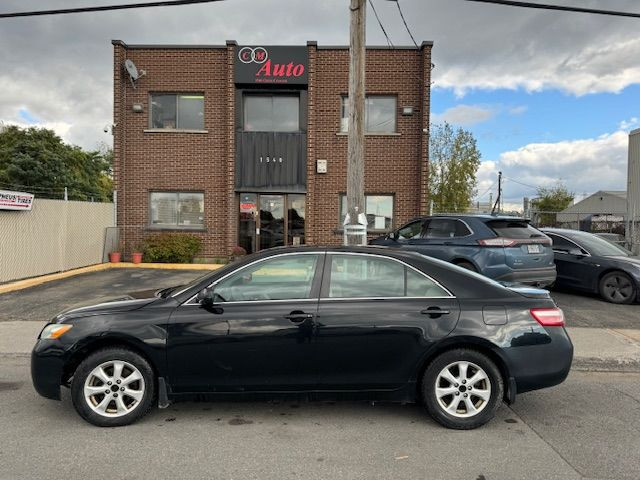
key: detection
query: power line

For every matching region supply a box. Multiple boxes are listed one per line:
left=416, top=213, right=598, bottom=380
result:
left=476, top=179, right=497, bottom=200
left=368, top=0, right=394, bottom=48
left=0, top=0, right=225, bottom=19
left=392, top=0, right=419, bottom=48
left=503, top=176, right=539, bottom=190
left=460, top=0, right=640, bottom=19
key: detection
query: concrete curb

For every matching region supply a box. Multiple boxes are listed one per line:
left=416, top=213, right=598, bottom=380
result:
left=0, top=262, right=223, bottom=295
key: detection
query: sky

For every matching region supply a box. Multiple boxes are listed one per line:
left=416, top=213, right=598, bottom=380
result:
left=1, top=0, right=639, bottom=210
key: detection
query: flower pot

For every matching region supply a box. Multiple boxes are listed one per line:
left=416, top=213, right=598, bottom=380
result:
left=131, top=252, right=143, bottom=264
left=109, top=252, right=121, bottom=263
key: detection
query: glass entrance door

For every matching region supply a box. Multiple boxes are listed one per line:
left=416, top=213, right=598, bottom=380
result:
left=259, top=195, right=285, bottom=251
left=238, top=193, right=305, bottom=253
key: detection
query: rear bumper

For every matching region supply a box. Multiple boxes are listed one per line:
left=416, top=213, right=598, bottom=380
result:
left=496, top=266, right=557, bottom=287
left=507, top=326, right=573, bottom=394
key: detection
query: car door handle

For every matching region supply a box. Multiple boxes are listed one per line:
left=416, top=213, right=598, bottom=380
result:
left=285, top=312, right=315, bottom=324
left=421, top=307, right=451, bottom=317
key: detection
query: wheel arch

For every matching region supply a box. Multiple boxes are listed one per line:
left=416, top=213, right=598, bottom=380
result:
left=451, top=258, right=479, bottom=270
left=414, top=336, right=514, bottom=403
left=62, top=334, right=162, bottom=386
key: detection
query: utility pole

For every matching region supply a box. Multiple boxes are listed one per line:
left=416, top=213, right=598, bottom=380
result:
left=491, top=171, right=502, bottom=215
left=344, top=0, right=366, bottom=246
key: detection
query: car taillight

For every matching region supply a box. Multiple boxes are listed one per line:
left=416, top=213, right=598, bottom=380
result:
left=530, top=308, right=565, bottom=327
left=478, top=237, right=517, bottom=247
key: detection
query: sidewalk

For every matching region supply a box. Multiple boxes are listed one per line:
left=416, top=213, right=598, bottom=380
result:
left=2, top=322, right=639, bottom=371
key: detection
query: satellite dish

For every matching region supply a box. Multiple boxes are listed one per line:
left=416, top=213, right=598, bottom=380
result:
left=125, top=59, right=139, bottom=80
left=124, top=59, right=145, bottom=88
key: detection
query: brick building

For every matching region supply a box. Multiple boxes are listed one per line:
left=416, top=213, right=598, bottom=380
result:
left=112, top=40, right=433, bottom=258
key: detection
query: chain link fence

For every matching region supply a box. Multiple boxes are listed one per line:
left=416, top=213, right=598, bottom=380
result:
left=529, top=210, right=632, bottom=250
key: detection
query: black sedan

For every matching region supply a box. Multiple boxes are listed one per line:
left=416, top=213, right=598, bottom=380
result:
left=542, top=228, right=640, bottom=304
left=32, top=246, right=573, bottom=429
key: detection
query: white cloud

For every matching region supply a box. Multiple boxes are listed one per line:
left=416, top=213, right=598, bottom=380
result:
left=432, top=104, right=495, bottom=126
left=619, top=117, right=639, bottom=131
left=477, top=128, right=629, bottom=205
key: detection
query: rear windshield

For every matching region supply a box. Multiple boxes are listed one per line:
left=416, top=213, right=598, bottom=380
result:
left=486, top=220, right=545, bottom=239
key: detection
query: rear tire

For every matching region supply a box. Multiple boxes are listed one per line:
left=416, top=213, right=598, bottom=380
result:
left=599, top=271, right=636, bottom=304
left=71, top=347, right=156, bottom=427
left=422, top=349, right=503, bottom=430
left=454, top=261, right=477, bottom=273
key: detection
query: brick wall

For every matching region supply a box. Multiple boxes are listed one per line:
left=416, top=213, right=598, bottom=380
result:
left=308, top=45, right=432, bottom=245
left=113, top=41, right=432, bottom=256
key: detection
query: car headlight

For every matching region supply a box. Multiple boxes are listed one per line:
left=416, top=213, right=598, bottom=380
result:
left=39, top=324, right=73, bottom=340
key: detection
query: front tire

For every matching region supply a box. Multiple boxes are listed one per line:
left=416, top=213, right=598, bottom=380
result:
left=71, top=347, right=156, bottom=427
left=422, top=349, right=504, bottom=429
left=599, top=271, right=636, bottom=304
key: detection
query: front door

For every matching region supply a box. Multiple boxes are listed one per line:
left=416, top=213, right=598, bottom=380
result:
left=167, top=252, right=324, bottom=393
left=314, top=253, right=460, bottom=391
left=239, top=193, right=306, bottom=253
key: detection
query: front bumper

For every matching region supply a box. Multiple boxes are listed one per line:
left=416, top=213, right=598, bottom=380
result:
left=496, top=266, right=557, bottom=287
left=31, top=340, right=65, bottom=400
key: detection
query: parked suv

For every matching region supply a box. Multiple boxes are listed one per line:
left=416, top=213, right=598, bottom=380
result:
left=371, top=215, right=556, bottom=286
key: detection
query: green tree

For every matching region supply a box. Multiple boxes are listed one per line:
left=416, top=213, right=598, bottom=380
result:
left=533, top=183, right=574, bottom=226
left=0, top=124, right=112, bottom=201
left=429, top=122, right=482, bottom=213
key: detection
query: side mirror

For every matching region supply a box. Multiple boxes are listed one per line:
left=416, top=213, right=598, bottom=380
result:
left=388, top=231, right=398, bottom=241
left=196, top=287, right=213, bottom=307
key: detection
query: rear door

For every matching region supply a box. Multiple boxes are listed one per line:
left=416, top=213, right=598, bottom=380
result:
left=485, top=219, right=554, bottom=271
left=314, top=252, right=460, bottom=391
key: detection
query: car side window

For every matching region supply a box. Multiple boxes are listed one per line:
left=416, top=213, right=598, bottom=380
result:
left=396, top=220, right=424, bottom=240
left=423, top=218, right=472, bottom=239
left=327, top=254, right=450, bottom=298
left=548, top=234, right=579, bottom=252
left=213, top=254, right=319, bottom=302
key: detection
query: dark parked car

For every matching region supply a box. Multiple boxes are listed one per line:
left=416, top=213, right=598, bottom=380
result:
left=371, top=215, right=556, bottom=287
left=32, top=246, right=572, bottom=429
left=542, top=228, right=640, bottom=304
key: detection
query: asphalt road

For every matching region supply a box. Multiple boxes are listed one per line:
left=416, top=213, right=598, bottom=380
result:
left=0, top=268, right=637, bottom=328
left=0, top=356, right=638, bottom=480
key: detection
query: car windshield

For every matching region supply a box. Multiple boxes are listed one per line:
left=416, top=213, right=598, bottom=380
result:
left=569, top=233, right=632, bottom=257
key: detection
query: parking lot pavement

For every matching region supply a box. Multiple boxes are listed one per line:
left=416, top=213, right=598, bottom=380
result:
left=551, top=289, right=639, bottom=329
left=0, top=356, right=638, bottom=480
left=0, top=268, right=207, bottom=322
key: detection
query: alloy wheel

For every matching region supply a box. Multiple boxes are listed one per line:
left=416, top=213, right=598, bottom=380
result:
left=434, top=361, right=492, bottom=418
left=602, top=274, right=633, bottom=303
left=83, top=360, right=145, bottom=418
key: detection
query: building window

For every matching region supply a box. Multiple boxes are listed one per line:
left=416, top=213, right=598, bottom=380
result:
left=340, top=96, right=397, bottom=133
left=244, top=94, right=299, bottom=132
left=150, top=94, right=204, bottom=130
left=150, top=192, right=204, bottom=229
left=340, top=194, right=394, bottom=231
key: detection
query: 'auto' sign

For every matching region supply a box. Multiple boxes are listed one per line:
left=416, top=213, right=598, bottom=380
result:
left=235, top=46, right=308, bottom=85
left=0, top=189, right=35, bottom=211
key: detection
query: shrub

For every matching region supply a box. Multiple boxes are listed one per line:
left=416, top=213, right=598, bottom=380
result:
left=143, top=233, right=202, bottom=263
left=231, top=245, right=247, bottom=257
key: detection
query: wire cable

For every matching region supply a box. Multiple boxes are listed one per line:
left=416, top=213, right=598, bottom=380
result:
left=368, top=0, right=394, bottom=48
left=459, top=0, right=640, bottom=19
left=0, top=0, right=225, bottom=19
left=393, top=0, right=419, bottom=48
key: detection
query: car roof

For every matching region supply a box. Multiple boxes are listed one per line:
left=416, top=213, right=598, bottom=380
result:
left=407, top=214, right=528, bottom=223
left=540, top=228, right=591, bottom=236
